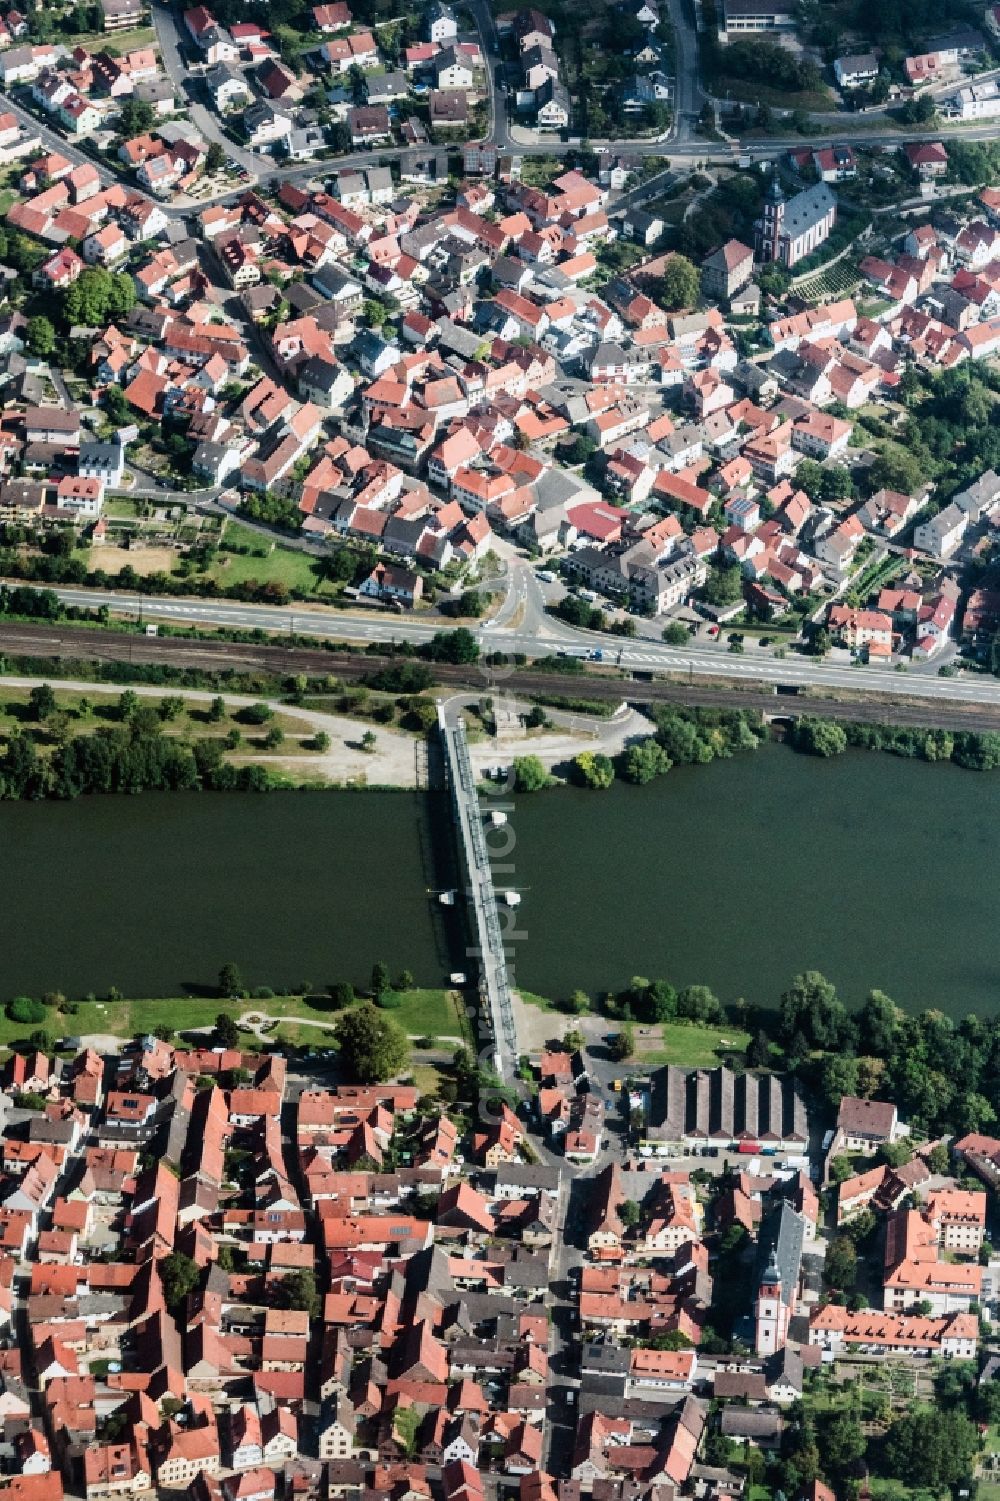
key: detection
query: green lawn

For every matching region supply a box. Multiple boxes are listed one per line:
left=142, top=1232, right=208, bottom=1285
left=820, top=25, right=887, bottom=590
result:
left=208, top=543, right=338, bottom=597
left=638, top=1021, right=750, bottom=1068
left=104, top=498, right=140, bottom=519
left=518, top=990, right=558, bottom=1012
left=715, top=76, right=835, bottom=111
left=62, top=22, right=155, bottom=47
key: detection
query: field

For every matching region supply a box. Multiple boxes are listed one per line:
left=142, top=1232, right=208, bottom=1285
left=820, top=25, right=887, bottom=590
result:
left=86, top=545, right=181, bottom=576
left=0, top=988, right=470, bottom=1052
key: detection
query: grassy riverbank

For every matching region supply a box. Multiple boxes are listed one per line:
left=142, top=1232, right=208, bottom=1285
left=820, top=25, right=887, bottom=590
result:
left=0, top=987, right=471, bottom=1053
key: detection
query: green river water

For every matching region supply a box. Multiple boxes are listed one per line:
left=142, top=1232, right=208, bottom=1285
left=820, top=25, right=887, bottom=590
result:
left=1, top=742, right=998, bottom=1015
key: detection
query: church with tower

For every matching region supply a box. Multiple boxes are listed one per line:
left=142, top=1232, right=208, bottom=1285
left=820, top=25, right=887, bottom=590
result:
left=754, top=175, right=838, bottom=268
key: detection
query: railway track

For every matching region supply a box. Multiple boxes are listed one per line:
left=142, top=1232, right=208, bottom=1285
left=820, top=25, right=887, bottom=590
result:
left=2, top=622, right=1000, bottom=733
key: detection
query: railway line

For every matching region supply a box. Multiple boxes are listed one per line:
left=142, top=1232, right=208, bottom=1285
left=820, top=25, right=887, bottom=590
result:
left=3, top=622, right=1000, bottom=733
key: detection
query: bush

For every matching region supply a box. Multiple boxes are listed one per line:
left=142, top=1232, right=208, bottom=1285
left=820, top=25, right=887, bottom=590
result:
left=239, top=702, right=273, bottom=725
left=7, top=996, right=46, bottom=1025
left=513, top=755, right=550, bottom=792
left=788, top=718, right=848, bottom=757
left=363, top=662, right=433, bottom=694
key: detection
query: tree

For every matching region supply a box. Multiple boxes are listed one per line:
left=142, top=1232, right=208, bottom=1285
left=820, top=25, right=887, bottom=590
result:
left=926, top=1141, right=949, bottom=1174
left=371, top=960, right=391, bottom=997
left=677, top=984, right=723, bottom=1024
left=28, top=683, right=56, bottom=722
left=159, top=1251, right=202, bottom=1312
left=789, top=718, right=847, bottom=757
left=824, top=1234, right=857, bottom=1291
left=572, top=752, right=615, bottom=789
left=240, top=702, right=273, bottom=725
left=457, top=589, right=485, bottom=618
left=818, top=1410, right=866, bottom=1484
left=881, top=1408, right=978, bottom=1491
left=218, top=962, right=244, bottom=999
left=779, top=971, right=847, bottom=1050
left=610, top=1024, right=635, bottom=1060
left=264, top=725, right=284, bottom=749
left=424, top=627, right=480, bottom=664
left=26, top=316, right=55, bottom=357
left=205, top=141, right=225, bottom=173
left=662, top=621, right=689, bottom=645
left=828, top=1155, right=856, bottom=1185
left=274, top=1268, right=320, bottom=1319
left=208, top=696, right=226, bottom=723
left=821, top=1052, right=859, bottom=1106
left=620, top=740, right=670, bottom=784
left=868, top=444, right=923, bottom=497
left=620, top=1199, right=641, bottom=1228
left=64, top=268, right=135, bottom=328
left=702, top=563, right=743, bottom=607
left=659, top=253, right=700, bottom=312
left=747, top=1028, right=772, bottom=1068
left=118, top=689, right=139, bottom=721
left=857, top=988, right=901, bottom=1057
left=513, top=755, right=550, bottom=792
left=157, top=695, right=185, bottom=721
left=215, top=1012, right=239, bottom=1049
left=334, top=1000, right=410, bottom=1083
left=312, top=731, right=331, bottom=753
left=329, top=981, right=355, bottom=1009
left=118, top=97, right=154, bottom=136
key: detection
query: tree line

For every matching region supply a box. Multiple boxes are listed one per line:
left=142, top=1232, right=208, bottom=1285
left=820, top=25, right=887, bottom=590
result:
left=0, top=706, right=274, bottom=801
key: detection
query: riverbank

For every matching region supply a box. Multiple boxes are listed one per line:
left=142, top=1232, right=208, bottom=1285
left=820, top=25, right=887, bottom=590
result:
left=0, top=677, right=656, bottom=794
left=0, top=987, right=471, bottom=1054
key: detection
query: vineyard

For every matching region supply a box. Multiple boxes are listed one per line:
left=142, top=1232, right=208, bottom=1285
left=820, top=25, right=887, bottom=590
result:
left=843, top=552, right=907, bottom=608
left=793, top=257, right=863, bottom=305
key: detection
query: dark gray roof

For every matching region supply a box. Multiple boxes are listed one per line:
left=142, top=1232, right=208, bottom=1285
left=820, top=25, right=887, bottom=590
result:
left=720, top=1407, right=784, bottom=1440
left=581, top=1342, right=632, bottom=1376
left=298, top=355, right=343, bottom=393
left=782, top=181, right=836, bottom=240
left=755, top=1200, right=806, bottom=1311
left=494, top=1161, right=561, bottom=1192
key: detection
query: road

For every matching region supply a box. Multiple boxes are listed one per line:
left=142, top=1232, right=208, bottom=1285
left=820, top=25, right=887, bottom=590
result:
left=149, top=2, right=270, bottom=177
left=31, top=583, right=1000, bottom=716
left=664, top=0, right=704, bottom=142
left=11, top=3, right=1000, bottom=227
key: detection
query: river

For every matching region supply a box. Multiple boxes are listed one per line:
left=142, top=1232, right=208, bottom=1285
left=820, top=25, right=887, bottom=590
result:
left=2, top=744, right=999, bottom=1015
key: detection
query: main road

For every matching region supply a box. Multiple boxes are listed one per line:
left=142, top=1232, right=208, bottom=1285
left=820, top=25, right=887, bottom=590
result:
left=10, top=0, right=1000, bottom=223
left=41, top=583, right=1000, bottom=712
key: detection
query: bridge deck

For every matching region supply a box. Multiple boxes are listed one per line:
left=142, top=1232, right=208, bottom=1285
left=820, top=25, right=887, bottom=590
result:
left=438, top=710, right=518, bottom=1081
